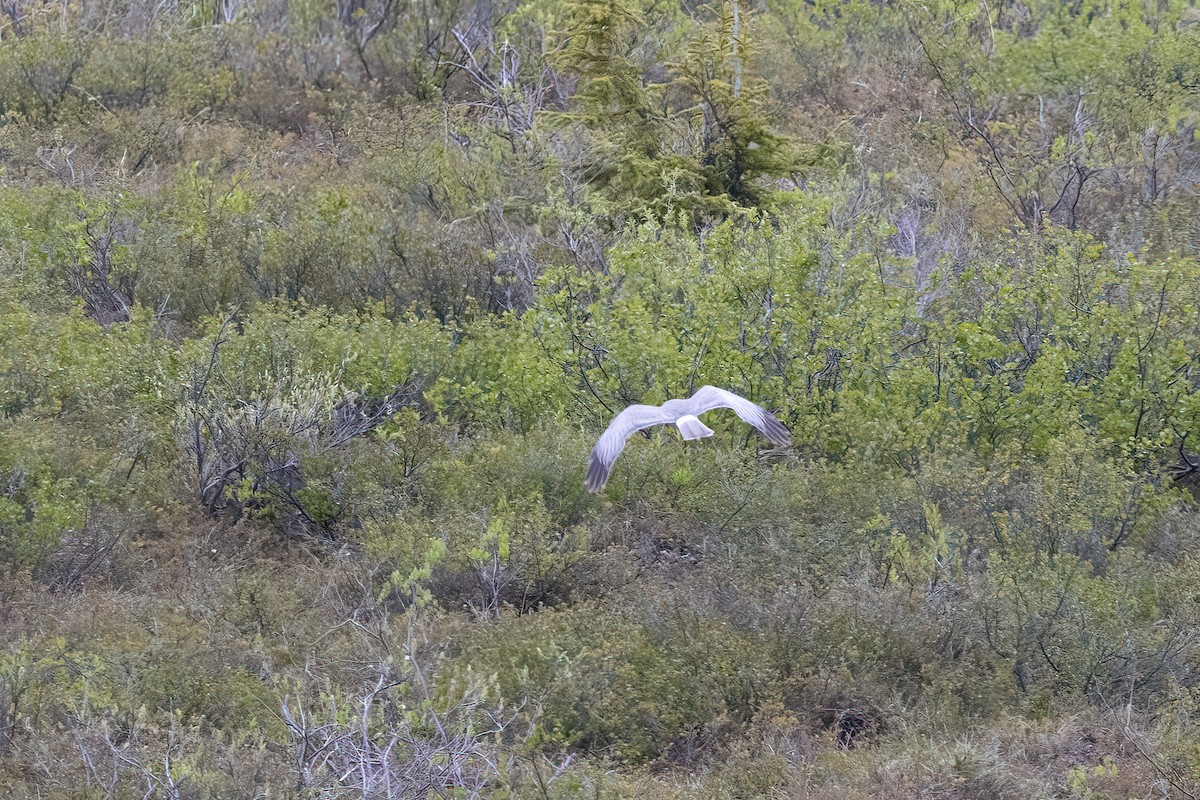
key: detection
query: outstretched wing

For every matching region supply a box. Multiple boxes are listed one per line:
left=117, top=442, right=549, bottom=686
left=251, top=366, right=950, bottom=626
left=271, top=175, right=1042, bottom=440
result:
left=687, top=386, right=792, bottom=446
left=585, top=404, right=676, bottom=493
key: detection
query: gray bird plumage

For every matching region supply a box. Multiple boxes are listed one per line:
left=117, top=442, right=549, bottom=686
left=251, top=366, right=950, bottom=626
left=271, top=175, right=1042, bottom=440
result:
left=585, top=386, right=792, bottom=493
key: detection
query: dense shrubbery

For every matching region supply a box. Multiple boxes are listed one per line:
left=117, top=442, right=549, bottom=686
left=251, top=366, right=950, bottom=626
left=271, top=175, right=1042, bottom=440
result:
left=2, top=0, right=1200, bottom=797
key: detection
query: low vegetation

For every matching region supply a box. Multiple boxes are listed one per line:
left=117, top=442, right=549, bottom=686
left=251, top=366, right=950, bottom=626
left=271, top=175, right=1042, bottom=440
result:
left=2, top=0, right=1200, bottom=797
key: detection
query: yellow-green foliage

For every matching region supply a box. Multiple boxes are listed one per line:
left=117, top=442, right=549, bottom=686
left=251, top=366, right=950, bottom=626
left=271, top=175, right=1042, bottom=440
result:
left=2, top=0, right=1200, bottom=797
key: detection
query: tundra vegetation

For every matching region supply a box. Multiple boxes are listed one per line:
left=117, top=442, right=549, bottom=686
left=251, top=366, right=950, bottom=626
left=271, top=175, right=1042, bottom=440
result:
left=1, top=0, right=1200, bottom=797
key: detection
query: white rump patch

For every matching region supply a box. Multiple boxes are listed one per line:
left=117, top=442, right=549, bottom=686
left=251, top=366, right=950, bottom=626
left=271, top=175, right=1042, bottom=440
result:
left=676, top=414, right=715, bottom=440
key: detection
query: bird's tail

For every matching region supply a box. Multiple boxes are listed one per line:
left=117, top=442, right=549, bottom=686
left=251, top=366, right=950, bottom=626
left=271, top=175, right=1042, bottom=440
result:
left=676, top=414, right=715, bottom=441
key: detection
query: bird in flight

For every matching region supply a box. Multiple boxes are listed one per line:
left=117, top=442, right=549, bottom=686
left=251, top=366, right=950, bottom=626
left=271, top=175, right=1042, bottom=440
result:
left=585, top=385, right=792, bottom=493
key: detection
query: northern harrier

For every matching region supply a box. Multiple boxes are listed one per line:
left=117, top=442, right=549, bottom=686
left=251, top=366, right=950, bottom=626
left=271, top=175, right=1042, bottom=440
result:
left=585, top=385, right=792, bottom=493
